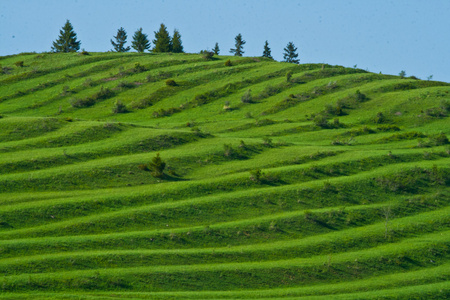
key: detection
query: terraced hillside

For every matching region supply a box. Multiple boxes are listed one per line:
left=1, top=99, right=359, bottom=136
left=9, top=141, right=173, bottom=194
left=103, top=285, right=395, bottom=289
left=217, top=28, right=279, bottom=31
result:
left=0, top=52, right=449, bottom=299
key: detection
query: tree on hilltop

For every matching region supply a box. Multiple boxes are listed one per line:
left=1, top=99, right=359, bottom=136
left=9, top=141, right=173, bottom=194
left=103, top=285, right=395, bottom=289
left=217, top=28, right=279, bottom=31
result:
left=171, top=29, right=184, bottom=53
left=153, top=23, right=172, bottom=53
left=230, top=33, right=246, bottom=56
left=52, top=20, right=81, bottom=52
left=131, top=28, right=151, bottom=53
left=283, top=42, right=299, bottom=64
left=111, top=27, right=131, bottom=52
left=262, top=40, right=272, bottom=59
left=213, top=42, right=220, bottom=55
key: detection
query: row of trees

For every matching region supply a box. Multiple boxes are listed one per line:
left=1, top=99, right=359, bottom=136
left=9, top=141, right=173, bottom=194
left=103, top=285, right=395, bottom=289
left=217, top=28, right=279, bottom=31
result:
left=125, top=24, right=184, bottom=53
left=229, top=33, right=299, bottom=64
left=52, top=20, right=300, bottom=63
left=52, top=21, right=183, bottom=54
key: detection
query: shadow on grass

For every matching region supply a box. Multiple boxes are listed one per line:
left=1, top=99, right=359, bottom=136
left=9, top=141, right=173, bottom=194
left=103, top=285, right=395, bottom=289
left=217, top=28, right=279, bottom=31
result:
left=161, top=173, right=188, bottom=182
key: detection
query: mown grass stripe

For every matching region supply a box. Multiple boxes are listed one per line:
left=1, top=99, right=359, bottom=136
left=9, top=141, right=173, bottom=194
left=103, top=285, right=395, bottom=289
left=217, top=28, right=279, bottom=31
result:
left=0, top=231, right=448, bottom=292
left=0, top=205, right=448, bottom=275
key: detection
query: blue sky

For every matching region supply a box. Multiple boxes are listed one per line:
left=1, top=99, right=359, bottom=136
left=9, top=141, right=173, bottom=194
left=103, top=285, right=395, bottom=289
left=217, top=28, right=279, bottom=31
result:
left=1, top=0, right=449, bottom=82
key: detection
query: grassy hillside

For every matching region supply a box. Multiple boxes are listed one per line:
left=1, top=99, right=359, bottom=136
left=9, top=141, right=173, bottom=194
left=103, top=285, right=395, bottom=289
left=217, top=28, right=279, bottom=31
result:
left=0, top=52, right=449, bottom=299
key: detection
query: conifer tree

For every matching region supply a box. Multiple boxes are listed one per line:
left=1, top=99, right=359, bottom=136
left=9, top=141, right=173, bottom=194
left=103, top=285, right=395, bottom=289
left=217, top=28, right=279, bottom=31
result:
left=153, top=23, right=172, bottom=53
left=149, top=153, right=166, bottom=178
left=283, top=42, right=299, bottom=64
left=213, top=42, right=220, bottom=55
left=111, top=27, right=131, bottom=52
left=229, top=33, right=245, bottom=56
left=51, top=20, right=81, bottom=52
left=171, top=29, right=184, bottom=53
left=131, top=28, right=150, bottom=53
left=262, top=40, right=272, bottom=59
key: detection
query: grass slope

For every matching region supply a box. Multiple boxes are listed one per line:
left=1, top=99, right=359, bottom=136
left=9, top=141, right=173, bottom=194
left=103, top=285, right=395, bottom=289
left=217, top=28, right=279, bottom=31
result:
left=0, top=52, right=449, bottom=299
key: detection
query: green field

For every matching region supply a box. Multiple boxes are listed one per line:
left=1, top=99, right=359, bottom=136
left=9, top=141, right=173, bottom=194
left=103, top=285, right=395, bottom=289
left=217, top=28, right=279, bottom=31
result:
left=0, top=52, right=449, bottom=299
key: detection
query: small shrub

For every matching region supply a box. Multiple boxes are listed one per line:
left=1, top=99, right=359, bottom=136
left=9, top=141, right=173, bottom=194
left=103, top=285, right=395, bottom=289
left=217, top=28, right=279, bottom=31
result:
left=376, top=131, right=426, bottom=143
left=313, top=114, right=329, bottom=128
left=354, top=89, right=367, bottom=102
left=165, top=79, right=177, bottom=86
left=344, top=126, right=374, bottom=136
left=326, top=81, right=337, bottom=89
left=322, top=181, right=337, bottom=193
left=83, top=78, right=94, bottom=87
left=440, top=100, right=450, bottom=111
left=224, top=59, right=232, bottom=67
left=374, top=112, right=386, bottom=124
left=331, top=136, right=353, bottom=146
left=241, top=89, right=252, bottom=103
left=223, top=144, right=233, bottom=157
left=256, top=119, right=275, bottom=126
left=377, top=125, right=400, bottom=132
left=80, top=49, right=89, bottom=55
left=245, top=112, right=253, bottom=119
left=223, top=101, right=231, bottom=111
left=191, top=127, right=202, bottom=133
left=333, top=118, right=340, bottom=127
left=399, top=70, right=406, bottom=78
left=92, top=87, right=114, bottom=101
left=131, top=98, right=152, bottom=110
left=14, top=61, right=24, bottom=67
left=257, top=85, right=281, bottom=99
left=152, top=107, right=181, bottom=118
left=416, top=138, right=427, bottom=148
left=61, top=85, right=72, bottom=96
left=249, top=169, right=263, bottom=182
left=200, top=50, right=214, bottom=60
left=324, top=103, right=344, bottom=116
left=134, top=63, right=146, bottom=73
left=70, top=97, right=95, bottom=108
left=1, top=65, right=12, bottom=75
left=138, top=164, right=149, bottom=171
left=112, top=100, right=128, bottom=114
left=262, top=137, right=273, bottom=146
left=425, top=101, right=449, bottom=117
left=304, top=210, right=315, bottom=222
left=286, top=71, right=293, bottom=82
left=262, top=173, right=280, bottom=184
left=428, top=133, right=449, bottom=146
left=147, top=71, right=171, bottom=82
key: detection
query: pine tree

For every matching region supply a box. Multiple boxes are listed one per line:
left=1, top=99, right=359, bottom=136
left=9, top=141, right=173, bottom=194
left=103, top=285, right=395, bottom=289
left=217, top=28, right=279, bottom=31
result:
left=131, top=28, right=150, bottom=53
left=283, top=42, right=300, bottom=64
left=153, top=23, right=172, bottom=53
left=262, top=40, right=272, bottom=59
left=111, top=27, right=130, bottom=52
left=213, top=42, right=220, bottom=55
left=149, top=153, right=166, bottom=178
left=171, top=29, right=184, bottom=53
left=229, top=33, right=246, bottom=56
left=51, top=20, right=81, bottom=53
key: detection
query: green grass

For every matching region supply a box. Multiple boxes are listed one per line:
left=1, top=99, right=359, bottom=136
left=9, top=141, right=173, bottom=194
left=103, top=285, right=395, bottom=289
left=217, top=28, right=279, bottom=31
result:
left=0, top=52, right=449, bottom=298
